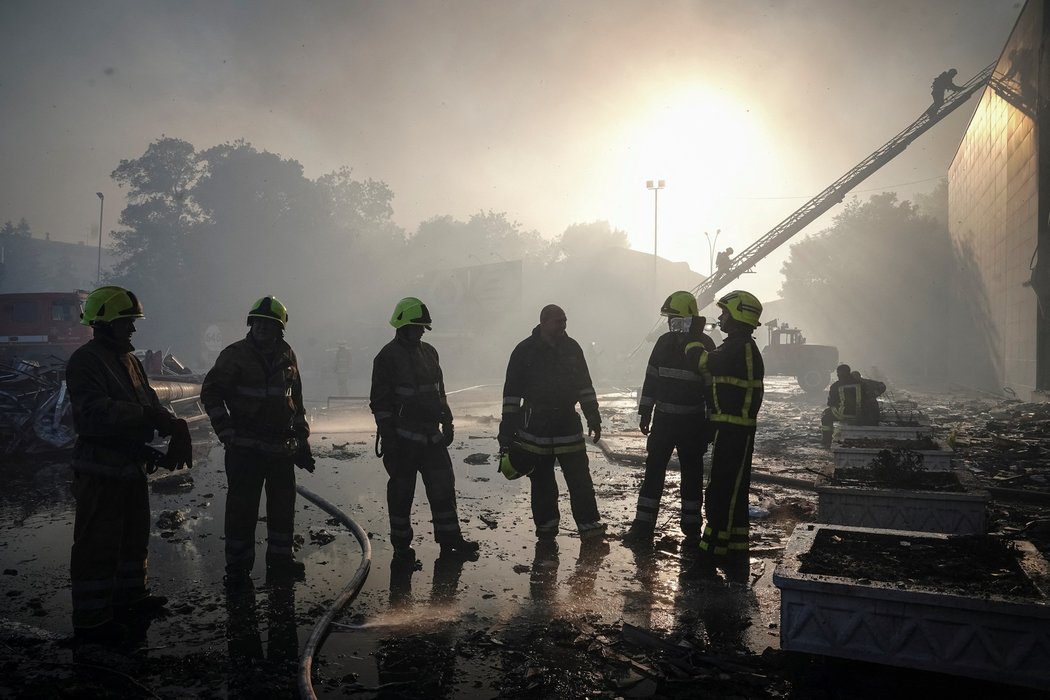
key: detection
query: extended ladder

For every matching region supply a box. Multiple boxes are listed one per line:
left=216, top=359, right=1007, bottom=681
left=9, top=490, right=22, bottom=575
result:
left=692, top=62, right=996, bottom=312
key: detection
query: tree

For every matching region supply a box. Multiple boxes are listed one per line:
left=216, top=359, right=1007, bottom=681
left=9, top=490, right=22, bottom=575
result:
left=0, top=218, right=41, bottom=292
left=555, top=220, right=629, bottom=259
left=405, top=211, right=549, bottom=273
left=779, top=191, right=953, bottom=381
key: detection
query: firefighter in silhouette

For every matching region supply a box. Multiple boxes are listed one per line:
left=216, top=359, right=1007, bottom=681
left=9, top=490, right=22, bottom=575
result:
left=498, top=304, right=607, bottom=541
left=852, top=370, right=887, bottom=426
left=623, top=291, right=715, bottom=549
left=370, top=297, right=479, bottom=562
left=334, top=342, right=351, bottom=395
left=67, top=286, right=191, bottom=644
left=202, top=295, right=315, bottom=584
left=682, top=290, right=764, bottom=584
left=820, top=364, right=862, bottom=447
left=928, top=68, right=963, bottom=115
left=715, top=247, right=734, bottom=274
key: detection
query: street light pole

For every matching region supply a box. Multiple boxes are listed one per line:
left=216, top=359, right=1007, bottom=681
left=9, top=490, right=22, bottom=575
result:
left=704, top=228, right=721, bottom=276
left=95, top=192, right=104, bottom=286
left=646, top=179, right=665, bottom=308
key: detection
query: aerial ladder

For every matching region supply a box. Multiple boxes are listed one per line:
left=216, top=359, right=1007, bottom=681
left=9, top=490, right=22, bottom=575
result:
left=692, top=62, right=996, bottom=312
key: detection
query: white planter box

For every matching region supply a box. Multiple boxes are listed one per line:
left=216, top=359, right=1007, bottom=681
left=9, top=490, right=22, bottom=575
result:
left=816, top=471, right=988, bottom=534
left=774, top=524, right=1050, bottom=689
left=831, top=442, right=952, bottom=470
left=838, top=423, right=933, bottom=441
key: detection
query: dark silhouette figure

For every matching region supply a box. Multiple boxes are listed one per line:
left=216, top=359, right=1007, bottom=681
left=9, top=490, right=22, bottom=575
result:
left=715, top=247, right=734, bottom=274
left=928, top=68, right=963, bottom=115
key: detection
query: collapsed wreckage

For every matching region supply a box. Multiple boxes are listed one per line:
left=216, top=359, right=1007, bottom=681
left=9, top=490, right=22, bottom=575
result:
left=0, top=351, right=206, bottom=456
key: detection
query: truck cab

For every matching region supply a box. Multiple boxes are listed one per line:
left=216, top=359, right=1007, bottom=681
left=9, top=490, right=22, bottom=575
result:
left=0, top=291, right=93, bottom=364
left=761, top=319, right=838, bottom=394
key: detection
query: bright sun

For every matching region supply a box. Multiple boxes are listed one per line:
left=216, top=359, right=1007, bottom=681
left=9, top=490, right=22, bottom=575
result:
left=597, top=83, right=778, bottom=270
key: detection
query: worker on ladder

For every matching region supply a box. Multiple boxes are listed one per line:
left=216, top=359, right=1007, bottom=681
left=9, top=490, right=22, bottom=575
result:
left=928, top=68, right=963, bottom=115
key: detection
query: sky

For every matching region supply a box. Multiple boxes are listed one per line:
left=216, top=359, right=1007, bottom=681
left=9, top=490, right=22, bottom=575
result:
left=0, top=0, right=1024, bottom=305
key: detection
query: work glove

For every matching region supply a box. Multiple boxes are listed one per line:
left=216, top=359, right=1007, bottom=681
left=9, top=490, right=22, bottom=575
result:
left=144, top=405, right=176, bottom=437
left=293, top=439, right=316, bottom=473
left=497, top=419, right=515, bottom=451
left=441, top=422, right=455, bottom=447
left=159, top=418, right=193, bottom=471
left=588, top=422, right=602, bottom=444
left=639, top=415, right=651, bottom=436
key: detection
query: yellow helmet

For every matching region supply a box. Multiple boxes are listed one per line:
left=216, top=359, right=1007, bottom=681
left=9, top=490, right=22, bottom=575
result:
left=390, top=297, right=432, bottom=330
left=660, top=291, right=698, bottom=318
left=80, top=286, right=144, bottom=326
left=498, top=448, right=534, bottom=480
left=247, top=296, right=289, bottom=329
left=717, top=290, right=762, bottom=328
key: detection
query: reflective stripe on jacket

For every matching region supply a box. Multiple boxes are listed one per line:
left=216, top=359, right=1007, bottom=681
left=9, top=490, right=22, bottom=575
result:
left=826, top=379, right=861, bottom=420
left=201, top=335, right=308, bottom=445
left=685, top=330, right=764, bottom=428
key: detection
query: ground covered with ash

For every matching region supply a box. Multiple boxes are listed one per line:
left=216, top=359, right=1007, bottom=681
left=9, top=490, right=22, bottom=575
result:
left=1, top=380, right=1048, bottom=698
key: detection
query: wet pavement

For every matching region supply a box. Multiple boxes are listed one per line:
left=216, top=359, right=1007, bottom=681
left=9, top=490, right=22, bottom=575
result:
left=1, top=379, right=1048, bottom=698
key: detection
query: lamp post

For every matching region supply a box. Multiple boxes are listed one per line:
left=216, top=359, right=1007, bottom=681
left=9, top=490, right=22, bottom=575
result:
left=646, top=179, right=665, bottom=307
left=704, top=228, right=721, bottom=276
left=95, top=192, right=104, bottom=286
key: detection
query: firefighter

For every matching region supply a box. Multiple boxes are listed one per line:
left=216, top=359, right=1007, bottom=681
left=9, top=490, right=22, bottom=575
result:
left=820, top=364, right=862, bottom=447
left=370, top=297, right=479, bottom=561
left=498, top=304, right=606, bottom=540
left=201, top=295, right=315, bottom=584
left=682, top=290, right=764, bottom=583
left=67, top=286, right=188, bottom=644
left=623, top=291, right=715, bottom=548
left=852, top=370, right=887, bottom=426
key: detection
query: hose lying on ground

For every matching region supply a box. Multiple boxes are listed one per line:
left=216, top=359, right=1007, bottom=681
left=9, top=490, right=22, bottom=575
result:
left=295, top=484, right=373, bottom=700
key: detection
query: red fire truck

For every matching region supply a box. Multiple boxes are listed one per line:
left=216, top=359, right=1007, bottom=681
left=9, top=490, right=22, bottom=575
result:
left=0, top=291, right=93, bottom=364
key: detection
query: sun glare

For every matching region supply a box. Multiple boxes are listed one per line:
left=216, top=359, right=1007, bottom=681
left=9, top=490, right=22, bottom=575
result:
left=601, top=84, right=777, bottom=269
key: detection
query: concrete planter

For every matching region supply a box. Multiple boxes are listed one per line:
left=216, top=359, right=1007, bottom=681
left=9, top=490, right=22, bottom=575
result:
left=816, top=470, right=988, bottom=534
left=838, top=423, right=933, bottom=441
left=774, top=524, right=1050, bottom=689
left=831, top=442, right=952, bottom=470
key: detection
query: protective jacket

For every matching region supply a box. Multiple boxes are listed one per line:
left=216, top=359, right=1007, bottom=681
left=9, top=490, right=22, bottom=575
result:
left=499, top=327, right=600, bottom=451
left=826, top=378, right=862, bottom=421
left=639, top=326, right=715, bottom=421
left=66, top=337, right=166, bottom=478
left=370, top=335, right=452, bottom=446
left=685, top=330, right=764, bottom=429
left=201, top=335, right=308, bottom=451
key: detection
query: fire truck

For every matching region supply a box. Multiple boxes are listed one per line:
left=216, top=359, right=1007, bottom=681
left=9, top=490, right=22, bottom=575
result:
left=761, top=319, right=838, bottom=394
left=0, top=291, right=93, bottom=364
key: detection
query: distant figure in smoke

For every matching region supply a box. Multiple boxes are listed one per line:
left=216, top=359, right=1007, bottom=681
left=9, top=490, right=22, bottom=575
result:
left=715, top=247, right=734, bottom=274
left=334, top=342, right=351, bottom=395
left=928, top=68, right=963, bottom=115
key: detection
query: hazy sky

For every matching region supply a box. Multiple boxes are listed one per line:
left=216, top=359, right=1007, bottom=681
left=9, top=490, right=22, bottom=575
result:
left=0, top=0, right=1023, bottom=303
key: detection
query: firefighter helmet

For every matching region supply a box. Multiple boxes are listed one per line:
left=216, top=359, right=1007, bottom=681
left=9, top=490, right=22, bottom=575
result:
left=247, top=296, right=289, bottom=329
left=660, top=291, right=698, bottom=318
left=717, top=290, right=762, bottom=328
left=498, top=448, right=534, bottom=480
left=390, top=297, right=432, bottom=330
left=80, top=286, right=145, bottom=326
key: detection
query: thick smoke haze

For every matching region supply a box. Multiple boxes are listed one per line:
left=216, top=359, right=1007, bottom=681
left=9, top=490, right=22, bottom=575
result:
left=0, top=0, right=1023, bottom=396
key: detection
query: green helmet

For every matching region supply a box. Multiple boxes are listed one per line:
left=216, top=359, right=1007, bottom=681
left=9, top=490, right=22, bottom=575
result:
left=390, top=297, right=432, bottom=330
left=660, top=290, right=698, bottom=318
left=80, top=286, right=144, bottom=326
left=717, top=290, right=762, bottom=328
left=247, top=296, right=289, bottom=329
left=498, top=448, right=534, bottom=480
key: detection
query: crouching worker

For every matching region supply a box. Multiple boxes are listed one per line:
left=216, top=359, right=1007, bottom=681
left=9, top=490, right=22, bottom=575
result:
left=820, top=364, right=862, bottom=447
left=370, top=297, right=479, bottom=562
left=202, top=295, right=315, bottom=585
left=68, top=286, right=189, bottom=644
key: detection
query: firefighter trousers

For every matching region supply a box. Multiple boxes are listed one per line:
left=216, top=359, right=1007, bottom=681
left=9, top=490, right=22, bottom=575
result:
left=632, top=413, right=706, bottom=536
left=527, top=449, right=602, bottom=537
left=383, top=442, right=463, bottom=548
left=699, top=425, right=755, bottom=564
left=224, top=446, right=297, bottom=574
left=70, top=471, right=151, bottom=629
